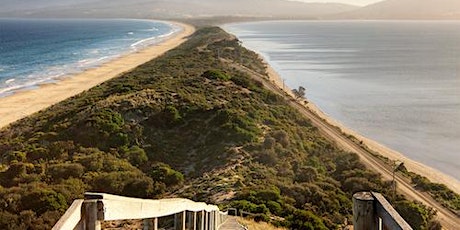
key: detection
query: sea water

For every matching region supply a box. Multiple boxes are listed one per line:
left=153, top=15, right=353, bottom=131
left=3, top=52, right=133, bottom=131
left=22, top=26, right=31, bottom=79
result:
left=0, top=18, right=177, bottom=96
left=224, top=21, right=460, bottom=180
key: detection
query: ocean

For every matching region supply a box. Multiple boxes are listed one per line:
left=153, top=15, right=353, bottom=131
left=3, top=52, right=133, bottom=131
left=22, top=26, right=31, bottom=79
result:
left=0, top=18, right=177, bottom=97
left=223, top=21, right=460, bottom=180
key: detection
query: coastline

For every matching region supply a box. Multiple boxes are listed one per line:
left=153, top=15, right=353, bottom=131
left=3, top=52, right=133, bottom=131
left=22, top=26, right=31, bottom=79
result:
left=262, top=56, right=460, bottom=195
left=0, top=21, right=195, bottom=129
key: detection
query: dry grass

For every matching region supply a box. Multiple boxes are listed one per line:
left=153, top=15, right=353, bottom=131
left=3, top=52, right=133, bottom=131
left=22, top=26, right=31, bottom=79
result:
left=237, top=217, right=287, bottom=230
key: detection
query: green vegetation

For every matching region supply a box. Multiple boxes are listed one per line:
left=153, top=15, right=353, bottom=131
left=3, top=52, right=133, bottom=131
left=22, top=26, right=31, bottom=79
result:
left=0, top=27, right=441, bottom=229
left=411, top=174, right=460, bottom=213
left=292, top=86, right=306, bottom=99
left=347, top=132, right=460, bottom=215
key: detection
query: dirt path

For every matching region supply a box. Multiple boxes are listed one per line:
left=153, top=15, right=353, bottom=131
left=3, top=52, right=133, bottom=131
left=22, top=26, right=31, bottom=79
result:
left=225, top=59, right=460, bottom=229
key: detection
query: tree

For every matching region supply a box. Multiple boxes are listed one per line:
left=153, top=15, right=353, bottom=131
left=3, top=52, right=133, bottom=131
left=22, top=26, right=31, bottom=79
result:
left=292, top=86, right=306, bottom=99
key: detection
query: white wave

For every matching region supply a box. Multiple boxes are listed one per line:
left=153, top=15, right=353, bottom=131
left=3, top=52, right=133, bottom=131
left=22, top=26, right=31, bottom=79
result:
left=143, top=27, right=159, bottom=32
left=0, top=22, right=179, bottom=97
left=130, top=30, right=175, bottom=49
left=5, top=78, right=15, bottom=84
left=128, top=32, right=134, bottom=35
left=0, top=71, right=64, bottom=97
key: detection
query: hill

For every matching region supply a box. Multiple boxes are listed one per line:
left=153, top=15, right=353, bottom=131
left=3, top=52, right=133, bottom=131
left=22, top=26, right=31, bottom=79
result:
left=0, top=0, right=357, bottom=19
left=0, top=27, right=439, bottom=229
left=332, top=0, right=460, bottom=19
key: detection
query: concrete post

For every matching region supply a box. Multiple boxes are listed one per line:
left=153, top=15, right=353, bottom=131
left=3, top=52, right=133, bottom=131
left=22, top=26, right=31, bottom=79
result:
left=81, top=200, right=101, bottom=230
left=210, top=211, right=214, bottom=230
left=182, top=211, right=186, bottom=230
left=193, top=212, right=197, bottom=230
left=200, top=211, right=205, bottom=230
left=174, top=213, right=178, bottom=230
left=353, top=192, right=376, bottom=230
left=205, top=212, right=209, bottom=230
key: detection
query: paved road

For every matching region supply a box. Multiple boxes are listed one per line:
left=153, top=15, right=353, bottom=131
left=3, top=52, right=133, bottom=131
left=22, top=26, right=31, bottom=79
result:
left=226, top=59, right=460, bottom=229
left=219, top=217, right=246, bottom=230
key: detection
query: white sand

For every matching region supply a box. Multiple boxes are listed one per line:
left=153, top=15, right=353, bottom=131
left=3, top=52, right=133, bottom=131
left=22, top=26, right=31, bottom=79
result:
left=0, top=22, right=195, bottom=129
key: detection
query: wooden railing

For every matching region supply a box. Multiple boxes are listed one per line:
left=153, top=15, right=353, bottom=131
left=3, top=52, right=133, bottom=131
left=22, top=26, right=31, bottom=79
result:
left=353, top=191, right=413, bottom=230
left=52, top=192, right=228, bottom=230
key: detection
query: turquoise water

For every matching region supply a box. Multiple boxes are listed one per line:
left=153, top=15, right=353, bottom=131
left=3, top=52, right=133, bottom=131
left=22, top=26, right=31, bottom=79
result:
left=0, top=19, right=177, bottom=96
left=224, top=21, right=460, bottom=180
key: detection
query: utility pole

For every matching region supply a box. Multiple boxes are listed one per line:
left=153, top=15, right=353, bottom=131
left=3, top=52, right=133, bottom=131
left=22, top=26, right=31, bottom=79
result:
left=392, top=160, right=404, bottom=200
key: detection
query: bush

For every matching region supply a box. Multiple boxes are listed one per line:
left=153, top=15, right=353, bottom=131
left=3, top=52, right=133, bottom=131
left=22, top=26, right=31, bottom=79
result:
left=150, top=163, right=184, bottom=186
left=20, top=188, right=67, bottom=215
left=395, top=200, right=435, bottom=230
left=47, top=163, right=84, bottom=181
left=124, top=146, right=148, bottom=166
left=202, top=69, right=231, bottom=81
left=285, top=210, right=328, bottom=230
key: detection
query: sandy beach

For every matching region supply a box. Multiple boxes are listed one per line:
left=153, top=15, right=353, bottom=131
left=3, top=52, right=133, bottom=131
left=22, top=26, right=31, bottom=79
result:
left=0, top=22, right=195, bottom=130
left=263, top=58, right=460, bottom=195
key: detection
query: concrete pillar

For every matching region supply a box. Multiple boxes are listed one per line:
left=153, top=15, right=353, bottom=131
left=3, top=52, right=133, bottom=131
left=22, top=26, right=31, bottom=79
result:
left=174, top=213, right=178, bottom=230
left=200, top=211, right=205, bottom=230
left=82, top=200, right=101, bottom=230
left=182, top=211, right=186, bottom=230
left=193, top=212, right=197, bottom=230
left=205, top=212, right=209, bottom=230
left=353, top=192, right=376, bottom=230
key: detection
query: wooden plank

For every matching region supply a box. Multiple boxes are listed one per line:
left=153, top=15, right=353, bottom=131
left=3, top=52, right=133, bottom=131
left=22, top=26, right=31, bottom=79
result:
left=52, top=199, right=84, bottom=230
left=372, top=192, right=413, bottom=230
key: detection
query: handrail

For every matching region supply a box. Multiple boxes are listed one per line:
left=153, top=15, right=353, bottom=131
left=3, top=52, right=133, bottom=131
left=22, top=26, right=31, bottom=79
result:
left=52, top=200, right=84, bottom=230
left=53, top=192, right=228, bottom=230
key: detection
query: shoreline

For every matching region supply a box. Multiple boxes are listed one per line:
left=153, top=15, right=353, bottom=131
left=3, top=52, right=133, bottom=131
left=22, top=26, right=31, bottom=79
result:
left=261, top=55, right=460, bottom=195
left=0, top=21, right=195, bottom=129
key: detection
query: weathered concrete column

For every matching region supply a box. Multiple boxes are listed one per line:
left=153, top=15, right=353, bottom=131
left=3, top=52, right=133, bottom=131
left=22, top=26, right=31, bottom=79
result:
left=353, top=192, right=376, bottom=230
left=193, top=212, right=197, bottom=230
left=81, top=200, right=101, bottom=230
left=154, top=217, right=158, bottom=230
left=174, top=213, right=178, bottom=230
left=205, top=212, right=209, bottom=230
left=182, top=211, right=187, bottom=230
left=201, top=211, right=205, bottom=230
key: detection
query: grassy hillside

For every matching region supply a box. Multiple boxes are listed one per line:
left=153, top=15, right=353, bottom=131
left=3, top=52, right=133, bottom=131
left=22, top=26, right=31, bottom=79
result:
left=0, top=27, right=439, bottom=229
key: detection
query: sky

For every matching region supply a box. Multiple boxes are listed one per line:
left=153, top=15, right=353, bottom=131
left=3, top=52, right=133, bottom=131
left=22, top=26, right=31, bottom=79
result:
left=293, top=0, right=382, bottom=6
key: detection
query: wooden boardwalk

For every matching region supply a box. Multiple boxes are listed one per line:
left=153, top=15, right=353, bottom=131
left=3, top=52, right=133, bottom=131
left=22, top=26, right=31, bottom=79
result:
left=219, top=217, right=246, bottom=230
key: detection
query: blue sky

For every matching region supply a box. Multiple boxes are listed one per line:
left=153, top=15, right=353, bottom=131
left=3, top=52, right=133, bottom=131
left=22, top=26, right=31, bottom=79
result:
left=293, top=0, right=382, bottom=6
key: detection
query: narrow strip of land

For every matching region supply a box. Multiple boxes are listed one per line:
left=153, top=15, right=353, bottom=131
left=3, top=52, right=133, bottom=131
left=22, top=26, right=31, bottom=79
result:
left=224, top=59, right=460, bottom=229
left=0, top=22, right=195, bottom=129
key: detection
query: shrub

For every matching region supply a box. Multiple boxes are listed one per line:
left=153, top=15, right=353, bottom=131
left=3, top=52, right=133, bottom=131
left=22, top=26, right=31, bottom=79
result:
left=202, top=69, right=231, bottom=81
left=150, top=163, right=184, bottom=186
left=47, top=163, right=84, bottom=181
left=125, top=146, right=148, bottom=166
